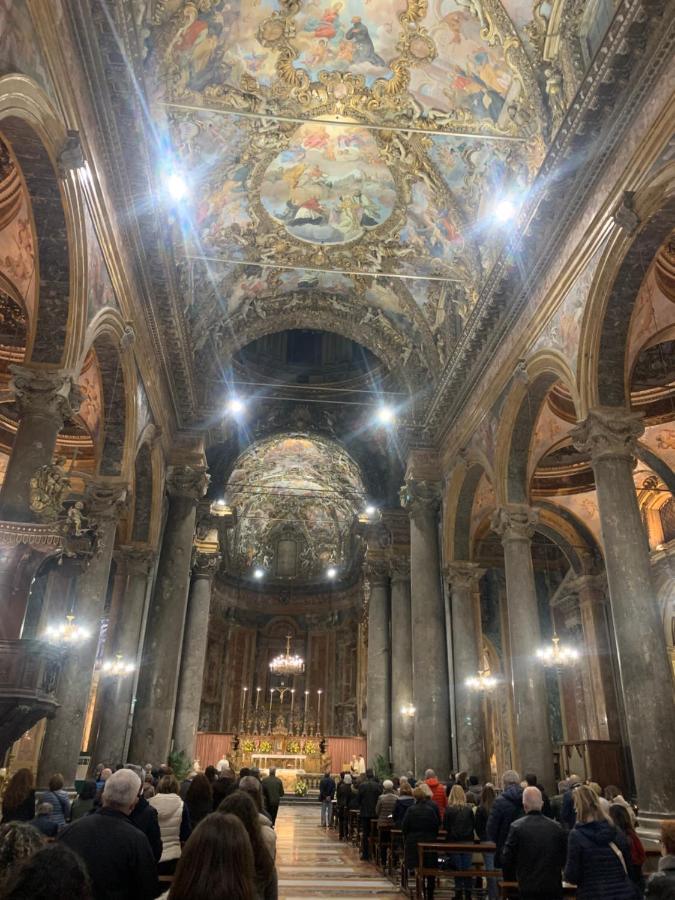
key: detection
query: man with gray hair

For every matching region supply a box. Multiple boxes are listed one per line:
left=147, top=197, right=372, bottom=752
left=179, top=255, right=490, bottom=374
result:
left=487, top=770, right=524, bottom=867
left=59, top=769, right=158, bottom=899
left=502, top=786, right=567, bottom=899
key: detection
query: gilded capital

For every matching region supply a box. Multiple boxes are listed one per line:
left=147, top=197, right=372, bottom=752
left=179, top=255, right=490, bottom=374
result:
left=491, top=504, right=538, bottom=543
left=9, top=364, right=81, bottom=423
left=571, top=408, right=644, bottom=463
left=191, top=549, right=222, bottom=579
left=444, top=561, right=485, bottom=591
left=166, top=465, right=210, bottom=503
left=399, top=479, right=441, bottom=521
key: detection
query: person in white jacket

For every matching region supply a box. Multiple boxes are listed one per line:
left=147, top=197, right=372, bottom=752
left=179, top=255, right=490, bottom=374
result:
left=149, top=774, right=192, bottom=876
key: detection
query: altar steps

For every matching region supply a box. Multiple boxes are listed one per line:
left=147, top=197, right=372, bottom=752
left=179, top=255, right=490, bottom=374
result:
left=280, top=791, right=320, bottom=805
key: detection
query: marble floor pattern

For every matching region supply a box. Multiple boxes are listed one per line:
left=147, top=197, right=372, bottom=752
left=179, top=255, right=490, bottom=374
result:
left=275, top=804, right=402, bottom=899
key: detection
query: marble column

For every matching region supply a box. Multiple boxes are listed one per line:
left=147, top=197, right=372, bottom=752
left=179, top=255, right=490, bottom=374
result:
left=573, top=408, right=675, bottom=821
left=37, top=483, right=128, bottom=787
left=0, top=366, right=81, bottom=520
left=491, top=505, right=555, bottom=791
left=93, top=546, right=156, bottom=767
left=445, top=562, right=489, bottom=780
left=365, top=561, right=390, bottom=769
left=172, top=550, right=221, bottom=760
left=128, top=465, right=208, bottom=765
left=401, top=480, right=450, bottom=777
left=389, top=555, right=414, bottom=775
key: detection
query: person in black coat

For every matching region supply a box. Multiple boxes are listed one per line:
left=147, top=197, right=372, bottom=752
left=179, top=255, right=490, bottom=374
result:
left=59, top=769, right=158, bottom=900
left=357, top=769, right=382, bottom=860
left=524, top=773, right=552, bottom=818
left=444, top=785, right=475, bottom=899
left=645, top=819, right=675, bottom=899
left=402, top=785, right=441, bottom=898
left=336, top=774, right=354, bottom=841
left=501, top=786, right=567, bottom=900
left=486, top=770, right=523, bottom=867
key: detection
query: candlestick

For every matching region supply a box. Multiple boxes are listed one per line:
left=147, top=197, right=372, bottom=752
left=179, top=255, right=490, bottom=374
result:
left=316, top=689, right=323, bottom=734
left=255, top=686, right=261, bottom=714
left=268, top=689, right=274, bottom=733
left=303, top=690, right=309, bottom=734
left=290, top=688, right=295, bottom=721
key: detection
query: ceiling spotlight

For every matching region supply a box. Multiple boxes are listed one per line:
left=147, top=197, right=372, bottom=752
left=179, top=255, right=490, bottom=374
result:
left=326, top=566, right=337, bottom=580
left=375, top=405, right=395, bottom=425
left=253, top=568, right=265, bottom=579
left=495, top=199, right=517, bottom=222
left=227, top=396, right=245, bottom=416
left=166, top=171, right=188, bottom=201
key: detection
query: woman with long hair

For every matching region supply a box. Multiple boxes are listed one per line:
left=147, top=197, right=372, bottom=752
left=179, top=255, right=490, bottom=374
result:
left=609, top=802, right=646, bottom=895
left=165, top=813, right=256, bottom=900
left=0, top=771, right=35, bottom=824
left=218, top=790, right=278, bottom=900
left=184, top=774, right=212, bottom=829
left=474, top=785, right=497, bottom=900
left=402, top=784, right=441, bottom=899
left=444, top=785, right=475, bottom=900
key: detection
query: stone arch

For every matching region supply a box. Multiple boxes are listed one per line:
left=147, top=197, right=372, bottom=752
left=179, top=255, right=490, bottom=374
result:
left=578, top=163, right=675, bottom=412
left=0, top=75, right=87, bottom=367
left=450, top=462, right=493, bottom=562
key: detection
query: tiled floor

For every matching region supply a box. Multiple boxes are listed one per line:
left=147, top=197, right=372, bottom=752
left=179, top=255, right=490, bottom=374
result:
left=275, top=804, right=402, bottom=899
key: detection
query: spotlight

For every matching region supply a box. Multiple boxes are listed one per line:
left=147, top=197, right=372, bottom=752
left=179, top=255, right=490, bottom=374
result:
left=365, top=504, right=376, bottom=516
left=375, top=405, right=395, bottom=425
left=253, top=568, right=265, bottom=580
left=227, top=396, right=245, bottom=416
left=326, top=566, right=337, bottom=580
left=166, top=171, right=188, bottom=201
left=495, top=199, right=516, bottom=222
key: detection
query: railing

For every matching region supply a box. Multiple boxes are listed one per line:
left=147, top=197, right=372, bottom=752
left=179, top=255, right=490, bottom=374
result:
left=0, top=639, right=63, bottom=757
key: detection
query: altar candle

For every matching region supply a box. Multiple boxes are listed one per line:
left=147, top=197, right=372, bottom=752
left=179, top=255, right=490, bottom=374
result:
left=317, top=689, right=322, bottom=733
left=303, top=690, right=309, bottom=731
left=290, top=688, right=295, bottom=720
left=255, top=686, right=261, bottom=714
left=268, top=689, right=274, bottom=731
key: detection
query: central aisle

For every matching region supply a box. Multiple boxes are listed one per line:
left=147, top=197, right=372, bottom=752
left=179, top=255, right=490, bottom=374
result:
left=275, top=804, right=402, bottom=898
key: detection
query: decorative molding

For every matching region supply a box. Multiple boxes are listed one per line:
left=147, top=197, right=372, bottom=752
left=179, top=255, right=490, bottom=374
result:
left=191, top=549, right=222, bottom=580
left=491, top=504, right=539, bottom=542
left=115, top=544, right=156, bottom=576
left=399, top=479, right=441, bottom=521
left=166, top=465, right=210, bottom=503
left=571, top=407, right=644, bottom=462
left=444, top=561, right=486, bottom=591
left=9, top=365, right=81, bottom=423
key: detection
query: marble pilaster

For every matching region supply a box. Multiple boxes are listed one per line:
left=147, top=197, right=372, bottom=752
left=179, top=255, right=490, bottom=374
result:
left=445, top=562, right=488, bottom=780
left=401, top=480, right=450, bottom=777
left=389, top=556, right=414, bottom=775
left=172, top=549, right=221, bottom=759
left=37, top=483, right=128, bottom=787
left=491, top=504, right=555, bottom=791
left=128, top=466, right=208, bottom=765
left=573, top=408, right=675, bottom=820
left=365, top=561, right=390, bottom=769
left=93, top=546, right=156, bottom=767
left=0, top=366, right=81, bottom=521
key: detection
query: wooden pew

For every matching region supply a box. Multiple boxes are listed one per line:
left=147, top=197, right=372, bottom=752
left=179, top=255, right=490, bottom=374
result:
left=414, top=841, right=498, bottom=899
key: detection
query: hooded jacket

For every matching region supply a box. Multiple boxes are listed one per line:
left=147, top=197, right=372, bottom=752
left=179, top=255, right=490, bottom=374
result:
left=487, top=783, right=523, bottom=866
left=563, top=819, right=636, bottom=900
left=425, top=778, right=447, bottom=818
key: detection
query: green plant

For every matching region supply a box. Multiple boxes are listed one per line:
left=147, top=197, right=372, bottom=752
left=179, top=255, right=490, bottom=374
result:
left=295, top=778, right=308, bottom=796
left=373, top=753, right=391, bottom=782
left=168, top=749, right=192, bottom=781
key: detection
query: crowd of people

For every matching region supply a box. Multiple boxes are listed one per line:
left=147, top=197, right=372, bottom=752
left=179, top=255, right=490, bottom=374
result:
left=0, top=759, right=674, bottom=898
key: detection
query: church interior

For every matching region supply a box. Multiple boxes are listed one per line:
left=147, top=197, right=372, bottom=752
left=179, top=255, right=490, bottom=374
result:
left=0, top=0, right=674, bottom=891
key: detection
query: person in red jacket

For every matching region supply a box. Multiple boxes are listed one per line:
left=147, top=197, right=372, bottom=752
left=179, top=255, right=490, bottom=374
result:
left=424, top=769, right=447, bottom=818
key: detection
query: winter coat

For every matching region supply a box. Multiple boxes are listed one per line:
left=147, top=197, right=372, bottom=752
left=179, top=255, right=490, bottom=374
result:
left=645, top=854, right=675, bottom=899
left=501, top=810, right=567, bottom=898
left=444, top=804, right=475, bottom=842
left=375, top=791, right=398, bottom=823
left=336, top=782, right=353, bottom=809
left=393, top=795, right=415, bottom=826
left=319, top=775, right=336, bottom=801
left=71, top=796, right=96, bottom=821
left=486, top=783, right=523, bottom=866
left=402, top=799, right=440, bottom=870
left=149, top=792, right=186, bottom=862
left=563, top=819, right=636, bottom=900
left=357, top=777, right=383, bottom=819
left=425, top=778, right=447, bottom=818
left=40, top=788, right=71, bottom=827
left=474, top=803, right=492, bottom=841
left=259, top=812, right=276, bottom=860
left=262, top=775, right=284, bottom=807
left=129, top=794, right=163, bottom=863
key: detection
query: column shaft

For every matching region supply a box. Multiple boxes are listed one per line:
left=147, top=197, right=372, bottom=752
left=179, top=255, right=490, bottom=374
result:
left=366, top=566, right=390, bottom=768
left=172, top=552, right=220, bottom=760
left=128, top=466, right=207, bottom=765
left=573, top=409, right=675, bottom=819
left=390, top=558, right=414, bottom=774
left=492, top=506, right=555, bottom=791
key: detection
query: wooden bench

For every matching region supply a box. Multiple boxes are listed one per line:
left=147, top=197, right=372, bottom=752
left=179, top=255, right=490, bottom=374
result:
left=414, top=841, right=498, bottom=899
left=499, top=880, right=577, bottom=897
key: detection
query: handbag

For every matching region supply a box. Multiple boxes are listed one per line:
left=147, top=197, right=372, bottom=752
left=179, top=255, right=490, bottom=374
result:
left=609, top=841, right=628, bottom=876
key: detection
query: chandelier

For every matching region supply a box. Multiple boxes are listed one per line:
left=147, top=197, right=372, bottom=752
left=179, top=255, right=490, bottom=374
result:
left=269, top=634, right=305, bottom=676
left=536, top=633, right=579, bottom=667
left=465, top=668, right=498, bottom=692
left=101, top=654, right=135, bottom=677
left=44, top=614, right=91, bottom=646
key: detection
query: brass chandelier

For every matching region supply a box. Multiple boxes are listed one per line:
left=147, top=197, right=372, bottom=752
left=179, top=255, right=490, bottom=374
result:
left=269, top=634, right=305, bottom=676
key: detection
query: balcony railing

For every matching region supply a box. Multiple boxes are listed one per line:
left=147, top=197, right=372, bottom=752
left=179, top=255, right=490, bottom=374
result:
left=0, top=639, right=62, bottom=757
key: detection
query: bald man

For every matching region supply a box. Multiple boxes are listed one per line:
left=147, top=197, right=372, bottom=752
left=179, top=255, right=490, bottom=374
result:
left=501, top=786, right=567, bottom=900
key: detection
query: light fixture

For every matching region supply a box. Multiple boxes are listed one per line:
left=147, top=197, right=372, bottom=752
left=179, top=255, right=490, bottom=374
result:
left=365, top=504, right=377, bottom=516
left=466, top=668, right=498, bottom=692
left=227, top=396, right=245, bottom=416
left=326, top=566, right=337, bottom=579
left=494, top=198, right=517, bottom=222
left=166, top=171, right=188, bottom=201
left=375, top=405, right=395, bottom=425
left=400, top=703, right=416, bottom=718
left=101, top=654, right=135, bottom=677
left=269, top=634, right=305, bottom=676
left=536, top=633, right=579, bottom=667
left=44, top=614, right=91, bottom=646
left=253, top=567, right=265, bottom=580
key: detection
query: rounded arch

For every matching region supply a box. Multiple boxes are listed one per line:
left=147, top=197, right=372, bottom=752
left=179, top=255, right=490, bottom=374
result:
left=445, top=460, right=496, bottom=563
left=578, top=163, right=675, bottom=413
left=0, top=74, right=87, bottom=367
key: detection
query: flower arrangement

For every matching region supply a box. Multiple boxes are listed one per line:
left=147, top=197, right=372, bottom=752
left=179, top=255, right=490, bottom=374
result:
left=258, top=740, right=272, bottom=753
left=287, top=740, right=301, bottom=754
left=242, top=739, right=255, bottom=753
left=295, top=778, right=308, bottom=796
left=304, top=740, right=318, bottom=755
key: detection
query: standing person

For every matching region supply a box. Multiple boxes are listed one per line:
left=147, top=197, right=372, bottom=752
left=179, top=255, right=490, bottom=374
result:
left=609, top=803, right=646, bottom=895
left=486, top=770, right=523, bottom=867
left=524, top=773, right=552, bottom=818
left=444, top=785, right=475, bottom=900
left=424, top=770, right=447, bottom=818
left=217, top=791, right=278, bottom=900
left=125, top=764, right=162, bottom=863
left=550, top=781, right=568, bottom=823
left=40, top=774, right=71, bottom=828
left=604, top=785, right=636, bottom=826
left=336, top=774, right=353, bottom=841
left=71, top=781, right=97, bottom=821
left=375, top=781, right=398, bottom=867
left=394, top=781, right=415, bottom=826
left=164, top=813, right=256, bottom=900
left=319, top=770, right=336, bottom=829
left=185, top=774, right=213, bottom=829
left=261, top=768, right=284, bottom=826
left=149, top=774, right=191, bottom=877
left=216, top=755, right=230, bottom=774
left=0, top=770, right=35, bottom=824
left=238, top=776, right=276, bottom=860
left=645, top=820, right=675, bottom=899
left=1, top=843, right=92, bottom=900
left=402, top=784, right=440, bottom=899
left=213, top=770, right=237, bottom=809
left=58, top=769, right=159, bottom=900
left=563, top=784, right=635, bottom=900
left=501, top=786, right=567, bottom=900
left=357, top=769, right=382, bottom=861
left=560, top=775, right=581, bottom=830
left=474, top=785, right=498, bottom=900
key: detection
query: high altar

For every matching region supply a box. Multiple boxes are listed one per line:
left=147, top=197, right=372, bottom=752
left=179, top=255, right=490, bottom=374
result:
left=230, top=720, right=330, bottom=790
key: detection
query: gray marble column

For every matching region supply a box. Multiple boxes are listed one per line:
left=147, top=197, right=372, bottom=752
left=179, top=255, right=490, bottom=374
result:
left=491, top=505, right=555, bottom=791
left=366, top=562, right=390, bottom=769
left=93, top=547, right=156, bottom=767
left=401, top=480, right=450, bottom=777
left=573, top=408, right=675, bottom=821
left=0, top=366, right=81, bottom=520
left=445, top=562, right=489, bottom=781
left=128, top=465, right=208, bottom=765
left=389, top=555, right=414, bottom=775
left=37, top=483, right=128, bottom=787
left=172, top=550, right=221, bottom=760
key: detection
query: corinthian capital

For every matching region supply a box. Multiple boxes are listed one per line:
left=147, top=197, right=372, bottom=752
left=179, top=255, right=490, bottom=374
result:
left=85, top=481, right=129, bottom=521
left=191, top=549, right=221, bottom=579
left=166, top=465, right=209, bottom=503
left=9, top=364, right=81, bottom=422
left=387, top=552, right=410, bottom=583
left=571, top=408, right=644, bottom=463
left=115, top=544, right=156, bottom=576
left=491, top=504, right=538, bottom=543
left=444, top=561, right=485, bottom=591
left=399, top=479, right=441, bottom=521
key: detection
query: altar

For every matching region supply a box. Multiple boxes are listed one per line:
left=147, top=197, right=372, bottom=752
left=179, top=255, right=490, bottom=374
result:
left=251, top=752, right=307, bottom=770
